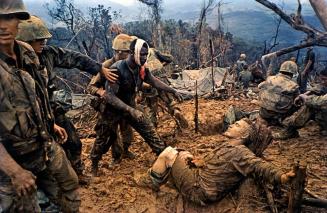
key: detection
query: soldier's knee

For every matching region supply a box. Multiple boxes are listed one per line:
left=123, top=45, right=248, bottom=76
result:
left=59, top=189, right=81, bottom=213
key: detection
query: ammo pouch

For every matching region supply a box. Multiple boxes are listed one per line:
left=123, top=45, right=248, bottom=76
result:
left=3, top=135, right=42, bottom=157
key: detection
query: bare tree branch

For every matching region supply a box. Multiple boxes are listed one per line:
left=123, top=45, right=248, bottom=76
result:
left=309, top=0, right=327, bottom=31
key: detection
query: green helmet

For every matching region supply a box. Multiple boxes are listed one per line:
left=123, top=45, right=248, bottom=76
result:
left=16, top=15, right=52, bottom=42
left=279, top=60, right=298, bottom=75
left=112, top=34, right=134, bottom=51
left=0, top=0, right=30, bottom=20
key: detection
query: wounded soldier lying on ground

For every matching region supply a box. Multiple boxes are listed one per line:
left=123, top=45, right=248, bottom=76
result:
left=135, top=118, right=295, bottom=206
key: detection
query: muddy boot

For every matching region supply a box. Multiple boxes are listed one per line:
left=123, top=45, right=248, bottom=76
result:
left=78, top=173, right=91, bottom=185
left=174, top=109, right=188, bottom=128
left=122, top=150, right=136, bottom=160
left=108, top=158, right=122, bottom=168
left=134, top=172, right=160, bottom=192
left=273, top=129, right=299, bottom=140
left=91, top=160, right=99, bottom=177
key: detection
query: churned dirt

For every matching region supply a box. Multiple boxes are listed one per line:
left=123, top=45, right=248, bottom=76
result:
left=73, top=96, right=327, bottom=213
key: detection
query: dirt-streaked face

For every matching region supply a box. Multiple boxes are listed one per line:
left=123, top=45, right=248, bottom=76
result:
left=0, top=14, right=20, bottom=46
left=30, top=39, right=47, bottom=54
left=114, top=50, right=129, bottom=61
left=139, top=46, right=148, bottom=66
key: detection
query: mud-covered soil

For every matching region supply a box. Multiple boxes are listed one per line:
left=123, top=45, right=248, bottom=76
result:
left=75, top=97, right=327, bottom=213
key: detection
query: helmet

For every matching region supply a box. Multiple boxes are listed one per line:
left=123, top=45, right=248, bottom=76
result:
left=0, top=0, right=30, bottom=20
left=279, top=60, right=298, bottom=75
left=112, top=34, right=134, bottom=51
left=240, top=53, right=246, bottom=59
left=16, top=15, right=52, bottom=42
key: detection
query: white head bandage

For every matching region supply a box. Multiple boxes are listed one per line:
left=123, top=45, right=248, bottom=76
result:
left=134, top=39, right=149, bottom=66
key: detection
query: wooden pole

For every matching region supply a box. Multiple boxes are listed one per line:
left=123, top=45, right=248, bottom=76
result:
left=288, top=162, right=307, bottom=213
left=209, top=39, right=215, bottom=93
left=194, top=80, right=199, bottom=133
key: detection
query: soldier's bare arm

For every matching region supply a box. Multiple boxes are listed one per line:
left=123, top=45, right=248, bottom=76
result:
left=0, top=143, right=37, bottom=196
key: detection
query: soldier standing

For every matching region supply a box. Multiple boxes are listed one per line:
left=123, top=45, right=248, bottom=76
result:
left=90, top=38, right=182, bottom=176
left=87, top=33, right=135, bottom=168
left=0, top=1, right=80, bottom=211
left=16, top=15, right=117, bottom=183
left=236, top=53, right=247, bottom=79
left=300, top=47, right=315, bottom=93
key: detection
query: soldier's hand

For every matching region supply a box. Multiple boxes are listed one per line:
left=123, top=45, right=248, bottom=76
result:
left=130, top=109, right=145, bottom=122
left=294, top=94, right=309, bottom=106
left=281, top=170, right=296, bottom=184
left=54, top=123, right=68, bottom=144
left=101, top=67, right=118, bottom=83
left=173, top=91, right=183, bottom=102
left=11, top=168, right=37, bottom=197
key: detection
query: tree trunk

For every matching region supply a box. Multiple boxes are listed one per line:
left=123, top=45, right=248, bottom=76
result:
left=309, top=0, right=327, bottom=31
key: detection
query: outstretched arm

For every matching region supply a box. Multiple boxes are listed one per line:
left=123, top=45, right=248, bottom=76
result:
left=144, top=69, right=182, bottom=101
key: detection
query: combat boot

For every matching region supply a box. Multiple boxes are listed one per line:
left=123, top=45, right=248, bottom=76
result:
left=273, top=129, right=299, bottom=140
left=122, top=150, right=136, bottom=160
left=78, top=173, right=91, bottom=185
left=91, top=160, right=99, bottom=177
left=108, top=158, right=122, bottom=168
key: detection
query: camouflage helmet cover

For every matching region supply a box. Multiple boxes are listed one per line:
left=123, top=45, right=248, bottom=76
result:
left=16, top=15, right=52, bottom=42
left=279, top=60, right=298, bottom=75
left=112, top=34, right=134, bottom=51
left=0, top=0, right=30, bottom=20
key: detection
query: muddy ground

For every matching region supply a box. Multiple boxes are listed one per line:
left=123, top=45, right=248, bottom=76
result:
left=72, top=97, right=327, bottom=213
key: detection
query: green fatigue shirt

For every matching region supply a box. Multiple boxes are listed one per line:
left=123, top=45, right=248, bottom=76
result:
left=258, top=73, right=299, bottom=114
left=0, top=41, right=52, bottom=173
left=199, top=143, right=283, bottom=203
left=239, top=70, right=253, bottom=88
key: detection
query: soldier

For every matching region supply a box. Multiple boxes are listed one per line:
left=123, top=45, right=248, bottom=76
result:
left=87, top=33, right=135, bottom=167
left=238, top=64, right=253, bottom=89
left=277, top=69, right=327, bottom=138
left=300, top=47, right=315, bottom=93
left=135, top=118, right=295, bottom=205
left=236, top=53, right=247, bottom=78
left=142, top=47, right=188, bottom=128
left=91, top=38, right=182, bottom=176
left=0, top=1, right=79, bottom=211
left=258, top=61, right=300, bottom=136
left=16, top=15, right=117, bottom=183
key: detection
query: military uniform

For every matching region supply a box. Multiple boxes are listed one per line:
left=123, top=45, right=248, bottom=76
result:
left=258, top=73, right=300, bottom=125
left=236, top=59, right=247, bottom=78
left=40, top=45, right=102, bottom=175
left=88, top=57, right=134, bottom=162
left=282, top=84, right=327, bottom=135
left=0, top=41, right=79, bottom=212
left=239, top=69, right=253, bottom=89
left=90, top=59, right=167, bottom=165
left=142, top=48, right=187, bottom=128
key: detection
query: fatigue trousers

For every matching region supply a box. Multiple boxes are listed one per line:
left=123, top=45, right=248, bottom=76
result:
left=91, top=111, right=166, bottom=162
left=55, top=113, right=84, bottom=175
left=0, top=142, right=80, bottom=213
left=282, top=105, right=327, bottom=132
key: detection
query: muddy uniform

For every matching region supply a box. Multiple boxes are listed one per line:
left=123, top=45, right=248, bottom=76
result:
left=88, top=58, right=134, bottom=160
left=40, top=45, right=101, bottom=175
left=236, top=59, right=247, bottom=78
left=143, top=48, right=179, bottom=127
left=91, top=60, right=167, bottom=162
left=283, top=84, right=327, bottom=134
left=0, top=41, right=79, bottom=212
left=300, top=49, right=315, bottom=93
left=171, top=142, right=283, bottom=205
left=258, top=73, right=300, bottom=125
left=239, top=69, right=253, bottom=89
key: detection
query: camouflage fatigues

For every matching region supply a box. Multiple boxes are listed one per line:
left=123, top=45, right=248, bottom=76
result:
left=236, top=59, right=247, bottom=78
left=283, top=84, right=327, bottom=133
left=0, top=41, right=79, bottom=212
left=239, top=69, right=253, bottom=89
left=40, top=45, right=102, bottom=174
left=91, top=60, right=167, bottom=162
left=258, top=73, right=300, bottom=125
left=88, top=57, right=134, bottom=161
left=170, top=142, right=283, bottom=206
left=142, top=48, right=184, bottom=127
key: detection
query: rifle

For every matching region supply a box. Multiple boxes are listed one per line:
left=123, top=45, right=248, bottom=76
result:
left=194, top=80, right=199, bottom=133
